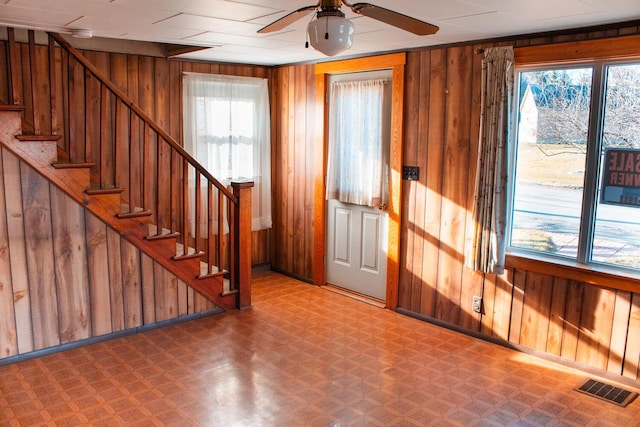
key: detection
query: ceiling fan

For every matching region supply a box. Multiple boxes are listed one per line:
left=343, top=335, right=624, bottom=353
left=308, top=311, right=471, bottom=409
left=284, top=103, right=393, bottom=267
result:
left=258, top=0, right=439, bottom=56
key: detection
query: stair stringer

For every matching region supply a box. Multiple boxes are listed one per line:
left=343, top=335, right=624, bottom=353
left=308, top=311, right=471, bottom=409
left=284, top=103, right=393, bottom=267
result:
left=0, top=109, right=236, bottom=311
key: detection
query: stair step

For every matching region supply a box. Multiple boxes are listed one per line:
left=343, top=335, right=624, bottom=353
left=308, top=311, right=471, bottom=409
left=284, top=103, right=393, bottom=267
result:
left=86, top=187, right=125, bottom=195
left=173, top=251, right=204, bottom=261
left=52, top=161, right=96, bottom=169
left=221, top=289, right=239, bottom=297
left=16, top=134, right=62, bottom=142
left=117, top=210, right=153, bottom=219
left=199, top=271, right=227, bottom=279
left=145, top=231, right=180, bottom=241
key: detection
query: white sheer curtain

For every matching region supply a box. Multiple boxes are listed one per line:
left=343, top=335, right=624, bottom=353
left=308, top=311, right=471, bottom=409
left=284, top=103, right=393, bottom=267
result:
left=465, top=46, right=515, bottom=274
left=326, top=79, right=389, bottom=207
left=183, top=72, right=271, bottom=232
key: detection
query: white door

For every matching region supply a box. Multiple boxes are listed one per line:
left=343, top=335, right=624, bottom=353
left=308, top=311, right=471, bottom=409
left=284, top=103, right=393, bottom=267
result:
left=325, top=70, right=391, bottom=301
left=326, top=200, right=388, bottom=299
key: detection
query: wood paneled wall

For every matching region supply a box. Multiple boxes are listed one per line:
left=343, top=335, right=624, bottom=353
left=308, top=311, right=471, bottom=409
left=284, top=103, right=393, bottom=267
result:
left=0, top=147, right=216, bottom=359
left=269, top=64, right=316, bottom=280
left=396, top=25, right=640, bottom=383
left=268, top=22, right=640, bottom=383
left=0, top=37, right=271, bottom=265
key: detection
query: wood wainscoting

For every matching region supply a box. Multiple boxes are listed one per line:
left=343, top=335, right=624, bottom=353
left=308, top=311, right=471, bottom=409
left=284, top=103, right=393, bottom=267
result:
left=0, top=148, right=217, bottom=359
left=268, top=21, right=640, bottom=384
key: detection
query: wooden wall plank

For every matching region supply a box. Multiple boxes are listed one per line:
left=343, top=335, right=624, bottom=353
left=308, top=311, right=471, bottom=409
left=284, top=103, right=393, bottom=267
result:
left=1, top=150, right=33, bottom=354
left=576, top=286, right=616, bottom=370
left=84, top=51, right=102, bottom=186
left=20, top=44, right=34, bottom=134
left=285, top=67, right=295, bottom=274
left=0, top=41, right=8, bottom=104
left=479, top=274, right=496, bottom=335
left=399, top=51, right=420, bottom=310
left=154, top=57, right=171, bottom=232
left=34, top=45, right=52, bottom=135
left=519, top=272, right=553, bottom=351
left=410, top=50, right=431, bottom=314
left=120, top=238, right=142, bottom=329
left=508, top=269, right=526, bottom=344
left=107, top=228, right=125, bottom=332
left=178, top=279, right=188, bottom=317
left=110, top=53, right=128, bottom=193
left=434, top=46, right=472, bottom=325
left=67, top=58, right=86, bottom=162
left=50, top=185, right=90, bottom=343
left=21, top=164, right=59, bottom=349
left=459, top=43, right=488, bottom=331
left=303, top=64, right=314, bottom=279
left=85, top=211, right=113, bottom=336
left=623, top=293, right=640, bottom=380
left=51, top=46, right=65, bottom=141
left=608, top=291, right=631, bottom=375
left=418, top=49, right=447, bottom=318
left=560, top=280, right=584, bottom=361
left=491, top=269, right=514, bottom=340
left=546, top=277, right=568, bottom=356
left=292, top=67, right=305, bottom=276
left=0, top=148, right=18, bottom=357
left=141, top=252, right=156, bottom=324
left=153, top=262, right=178, bottom=322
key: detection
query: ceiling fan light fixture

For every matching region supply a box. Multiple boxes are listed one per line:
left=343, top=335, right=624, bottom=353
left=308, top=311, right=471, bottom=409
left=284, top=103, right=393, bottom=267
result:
left=307, top=10, right=354, bottom=56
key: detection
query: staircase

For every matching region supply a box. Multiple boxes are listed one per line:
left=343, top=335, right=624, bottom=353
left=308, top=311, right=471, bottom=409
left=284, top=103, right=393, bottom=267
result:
left=0, top=29, right=252, bottom=311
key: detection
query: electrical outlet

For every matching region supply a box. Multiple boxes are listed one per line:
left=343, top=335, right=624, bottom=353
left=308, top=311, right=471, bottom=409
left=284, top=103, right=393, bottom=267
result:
left=472, top=296, right=482, bottom=313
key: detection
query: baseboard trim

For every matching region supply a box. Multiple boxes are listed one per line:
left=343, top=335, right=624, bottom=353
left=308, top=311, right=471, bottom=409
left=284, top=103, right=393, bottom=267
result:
left=396, top=307, right=640, bottom=391
left=0, top=307, right=224, bottom=367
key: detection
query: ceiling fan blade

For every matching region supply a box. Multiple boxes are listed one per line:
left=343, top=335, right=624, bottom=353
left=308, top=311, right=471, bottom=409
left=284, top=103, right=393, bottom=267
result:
left=258, top=4, right=318, bottom=33
left=349, top=3, right=439, bottom=36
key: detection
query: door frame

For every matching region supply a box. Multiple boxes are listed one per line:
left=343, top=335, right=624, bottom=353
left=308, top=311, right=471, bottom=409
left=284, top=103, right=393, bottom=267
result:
left=312, top=53, right=406, bottom=309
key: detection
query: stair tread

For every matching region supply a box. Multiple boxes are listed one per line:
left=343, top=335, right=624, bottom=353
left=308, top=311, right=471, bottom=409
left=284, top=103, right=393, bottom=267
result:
left=145, top=231, right=180, bottom=241
left=173, top=251, right=204, bottom=261
left=116, top=210, right=153, bottom=219
left=86, top=187, right=125, bottom=195
left=52, top=161, right=96, bottom=169
left=0, top=105, right=26, bottom=111
left=16, top=134, right=62, bottom=141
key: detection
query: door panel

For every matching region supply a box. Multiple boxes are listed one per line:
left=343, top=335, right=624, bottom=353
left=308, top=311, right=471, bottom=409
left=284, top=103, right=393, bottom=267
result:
left=326, top=199, right=387, bottom=300
left=361, top=212, right=381, bottom=272
left=334, top=207, right=351, bottom=264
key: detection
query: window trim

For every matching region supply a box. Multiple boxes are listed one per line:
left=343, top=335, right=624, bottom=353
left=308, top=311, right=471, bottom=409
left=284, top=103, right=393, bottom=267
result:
left=508, top=38, right=640, bottom=291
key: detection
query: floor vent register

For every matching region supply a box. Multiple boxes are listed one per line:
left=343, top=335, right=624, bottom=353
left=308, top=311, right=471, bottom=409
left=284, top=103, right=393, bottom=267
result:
left=575, top=379, right=638, bottom=407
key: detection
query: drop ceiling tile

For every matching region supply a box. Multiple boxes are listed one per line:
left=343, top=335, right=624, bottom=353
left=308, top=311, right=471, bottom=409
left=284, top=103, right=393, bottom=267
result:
left=154, top=13, right=261, bottom=34
left=99, top=26, right=203, bottom=43
left=440, top=11, right=531, bottom=37
left=462, top=0, right=600, bottom=21
left=0, top=4, right=79, bottom=27
left=345, top=0, right=494, bottom=21
left=184, top=31, right=293, bottom=48
left=115, top=0, right=281, bottom=21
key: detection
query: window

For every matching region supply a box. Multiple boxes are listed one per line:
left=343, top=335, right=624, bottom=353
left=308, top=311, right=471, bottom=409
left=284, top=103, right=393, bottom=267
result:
left=510, top=62, right=640, bottom=272
left=183, top=73, right=271, bottom=231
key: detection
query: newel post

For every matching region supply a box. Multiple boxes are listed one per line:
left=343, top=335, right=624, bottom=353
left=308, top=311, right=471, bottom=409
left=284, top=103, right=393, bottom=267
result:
left=231, top=181, right=253, bottom=309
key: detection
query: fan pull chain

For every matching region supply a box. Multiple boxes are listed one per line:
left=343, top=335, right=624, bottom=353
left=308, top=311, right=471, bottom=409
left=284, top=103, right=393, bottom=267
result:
left=325, top=15, right=330, bottom=39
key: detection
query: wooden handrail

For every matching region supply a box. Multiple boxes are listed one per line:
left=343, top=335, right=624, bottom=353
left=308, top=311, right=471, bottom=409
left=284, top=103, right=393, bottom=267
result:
left=47, top=32, right=237, bottom=203
left=1, top=28, right=253, bottom=307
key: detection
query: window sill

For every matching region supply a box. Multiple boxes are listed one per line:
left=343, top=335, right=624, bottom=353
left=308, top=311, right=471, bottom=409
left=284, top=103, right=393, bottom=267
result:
left=505, top=252, right=640, bottom=293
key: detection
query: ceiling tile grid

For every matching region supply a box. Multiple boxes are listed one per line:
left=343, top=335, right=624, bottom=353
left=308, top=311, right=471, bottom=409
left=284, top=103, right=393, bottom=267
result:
left=0, top=0, right=639, bottom=65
